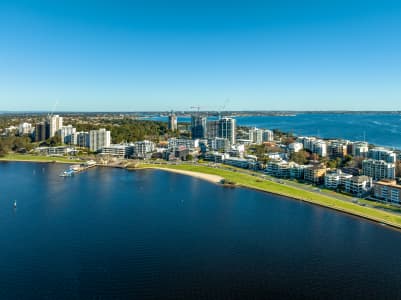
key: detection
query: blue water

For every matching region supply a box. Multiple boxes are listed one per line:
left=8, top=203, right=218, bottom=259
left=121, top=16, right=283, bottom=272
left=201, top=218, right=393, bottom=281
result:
left=147, top=113, right=401, bottom=148
left=1, top=162, right=401, bottom=299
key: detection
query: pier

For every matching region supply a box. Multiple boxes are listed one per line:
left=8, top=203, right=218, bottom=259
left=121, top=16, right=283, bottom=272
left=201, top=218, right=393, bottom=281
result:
left=60, top=160, right=97, bottom=177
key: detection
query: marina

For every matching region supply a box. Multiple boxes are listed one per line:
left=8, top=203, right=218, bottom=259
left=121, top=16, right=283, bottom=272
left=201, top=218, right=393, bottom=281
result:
left=59, top=160, right=97, bottom=177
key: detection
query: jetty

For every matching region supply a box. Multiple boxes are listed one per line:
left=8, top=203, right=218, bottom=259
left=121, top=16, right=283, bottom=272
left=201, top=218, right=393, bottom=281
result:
left=60, top=160, right=97, bottom=177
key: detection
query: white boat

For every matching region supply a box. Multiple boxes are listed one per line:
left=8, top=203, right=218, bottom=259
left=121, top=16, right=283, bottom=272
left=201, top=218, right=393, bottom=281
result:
left=13, top=200, right=17, bottom=208
left=60, top=169, right=75, bottom=177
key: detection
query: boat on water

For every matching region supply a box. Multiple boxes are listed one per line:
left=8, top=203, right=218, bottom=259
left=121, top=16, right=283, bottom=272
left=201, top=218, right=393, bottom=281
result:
left=13, top=200, right=17, bottom=208
left=60, top=169, right=75, bottom=177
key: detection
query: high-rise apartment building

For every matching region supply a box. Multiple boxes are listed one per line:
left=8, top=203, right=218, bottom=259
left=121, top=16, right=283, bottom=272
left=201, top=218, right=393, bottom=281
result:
left=249, top=127, right=264, bottom=144
left=74, top=131, right=90, bottom=148
left=168, top=113, right=178, bottom=131
left=34, top=122, right=50, bottom=142
left=59, top=125, right=76, bottom=144
left=89, top=128, right=111, bottom=152
left=206, top=120, right=219, bottom=139
left=49, top=115, right=63, bottom=137
left=218, top=117, right=236, bottom=145
left=191, top=115, right=207, bottom=139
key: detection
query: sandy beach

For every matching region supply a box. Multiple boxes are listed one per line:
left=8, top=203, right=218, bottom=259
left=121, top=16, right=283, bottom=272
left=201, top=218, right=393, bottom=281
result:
left=141, top=166, right=223, bottom=183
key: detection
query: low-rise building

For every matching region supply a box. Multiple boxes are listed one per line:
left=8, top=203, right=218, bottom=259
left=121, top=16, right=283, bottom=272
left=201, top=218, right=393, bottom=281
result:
left=362, top=159, right=395, bottom=180
left=18, top=122, right=32, bottom=136
left=101, top=144, right=134, bottom=158
left=374, top=180, right=401, bottom=204
left=368, top=148, right=396, bottom=163
left=132, top=140, right=155, bottom=158
left=35, top=146, right=77, bottom=156
left=266, top=160, right=290, bottom=178
left=297, top=137, right=327, bottom=157
left=324, top=170, right=353, bottom=189
left=266, top=161, right=306, bottom=179
left=204, top=152, right=229, bottom=163
left=344, top=175, right=372, bottom=196
left=328, top=140, right=349, bottom=158
left=168, top=138, right=199, bottom=150
left=304, top=165, right=326, bottom=184
left=288, top=142, right=303, bottom=153
left=209, top=137, right=231, bottom=152
left=351, top=141, right=369, bottom=157
left=224, top=157, right=260, bottom=170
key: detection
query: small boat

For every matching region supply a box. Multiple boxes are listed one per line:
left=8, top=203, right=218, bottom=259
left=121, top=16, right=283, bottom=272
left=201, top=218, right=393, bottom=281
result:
left=60, top=169, right=75, bottom=177
left=13, top=200, right=17, bottom=208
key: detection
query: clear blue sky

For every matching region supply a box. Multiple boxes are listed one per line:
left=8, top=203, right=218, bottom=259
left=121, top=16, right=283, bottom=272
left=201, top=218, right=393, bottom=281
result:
left=1, top=0, right=401, bottom=111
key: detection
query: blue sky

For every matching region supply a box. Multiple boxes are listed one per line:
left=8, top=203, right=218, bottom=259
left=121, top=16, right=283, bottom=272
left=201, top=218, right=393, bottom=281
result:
left=1, top=0, right=401, bottom=111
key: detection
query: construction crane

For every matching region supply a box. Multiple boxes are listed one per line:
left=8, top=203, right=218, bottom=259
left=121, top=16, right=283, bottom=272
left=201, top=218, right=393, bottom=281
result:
left=219, top=98, right=230, bottom=119
left=47, top=100, right=59, bottom=120
left=190, top=105, right=203, bottom=117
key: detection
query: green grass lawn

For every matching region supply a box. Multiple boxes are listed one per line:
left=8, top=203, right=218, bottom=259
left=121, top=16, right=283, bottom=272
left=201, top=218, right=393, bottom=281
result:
left=0, top=153, right=82, bottom=164
left=135, top=163, right=401, bottom=229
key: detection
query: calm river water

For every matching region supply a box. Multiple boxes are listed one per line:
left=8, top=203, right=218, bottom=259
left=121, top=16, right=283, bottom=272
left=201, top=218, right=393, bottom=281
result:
left=1, top=162, right=401, bottom=299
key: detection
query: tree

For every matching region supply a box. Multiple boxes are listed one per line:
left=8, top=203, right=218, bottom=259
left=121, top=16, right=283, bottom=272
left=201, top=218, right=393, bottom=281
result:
left=326, top=159, right=338, bottom=169
left=396, top=161, right=401, bottom=177
left=290, top=150, right=309, bottom=165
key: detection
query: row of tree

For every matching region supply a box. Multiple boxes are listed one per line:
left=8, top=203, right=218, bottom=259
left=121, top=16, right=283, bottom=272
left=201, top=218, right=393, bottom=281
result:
left=72, top=119, right=172, bottom=143
left=0, top=136, right=33, bottom=156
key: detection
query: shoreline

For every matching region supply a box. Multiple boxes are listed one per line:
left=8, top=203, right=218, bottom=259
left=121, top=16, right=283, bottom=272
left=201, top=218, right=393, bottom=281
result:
left=133, top=164, right=401, bottom=231
left=136, top=166, right=223, bottom=183
left=2, top=158, right=401, bottom=231
left=0, top=154, right=83, bottom=165
left=0, top=158, right=78, bottom=164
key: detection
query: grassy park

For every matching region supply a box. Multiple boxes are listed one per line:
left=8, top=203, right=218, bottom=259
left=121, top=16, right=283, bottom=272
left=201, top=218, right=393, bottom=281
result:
left=0, top=153, right=82, bottom=164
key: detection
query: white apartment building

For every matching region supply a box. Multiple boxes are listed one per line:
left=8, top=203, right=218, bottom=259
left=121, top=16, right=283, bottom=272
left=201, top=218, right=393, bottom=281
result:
left=324, top=170, right=353, bottom=189
left=297, top=137, right=327, bottom=157
left=59, top=125, right=76, bottom=145
left=288, top=142, right=303, bottom=153
left=218, top=117, right=236, bottom=145
left=312, top=140, right=327, bottom=157
left=102, top=144, right=134, bottom=158
left=362, top=159, right=395, bottom=180
left=49, top=115, right=63, bottom=137
left=265, top=161, right=306, bottom=179
left=89, top=128, right=111, bottom=152
left=223, top=157, right=259, bottom=170
left=368, top=148, right=396, bottom=163
left=263, top=129, right=274, bottom=142
left=168, top=138, right=199, bottom=150
left=18, top=122, right=32, bottom=135
left=73, top=131, right=90, bottom=148
left=209, top=137, right=231, bottom=152
left=344, top=176, right=372, bottom=196
left=249, top=127, right=264, bottom=144
left=133, top=140, right=155, bottom=158
left=204, top=152, right=229, bottom=163
left=351, top=141, right=369, bottom=157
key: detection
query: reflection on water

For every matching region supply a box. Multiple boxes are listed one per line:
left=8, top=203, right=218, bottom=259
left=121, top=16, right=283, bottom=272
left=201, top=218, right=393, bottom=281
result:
left=1, top=162, right=401, bottom=299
